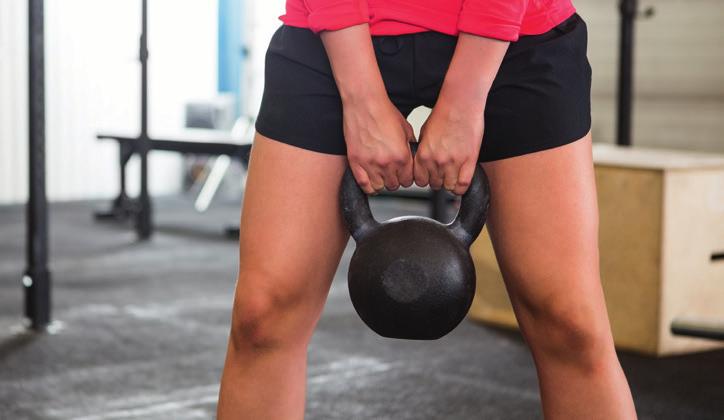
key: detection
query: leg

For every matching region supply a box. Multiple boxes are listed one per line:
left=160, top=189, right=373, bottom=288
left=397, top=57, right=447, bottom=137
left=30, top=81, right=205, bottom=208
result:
left=217, top=134, right=349, bottom=419
left=481, top=134, right=637, bottom=419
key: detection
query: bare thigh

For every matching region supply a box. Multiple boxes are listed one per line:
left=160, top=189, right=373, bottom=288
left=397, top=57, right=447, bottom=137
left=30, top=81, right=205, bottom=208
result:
left=234, top=133, right=349, bottom=344
left=480, top=134, right=611, bottom=343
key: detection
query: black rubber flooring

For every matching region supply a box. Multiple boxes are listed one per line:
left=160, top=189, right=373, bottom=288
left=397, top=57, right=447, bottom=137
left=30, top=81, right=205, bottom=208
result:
left=1, top=196, right=723, bottom=419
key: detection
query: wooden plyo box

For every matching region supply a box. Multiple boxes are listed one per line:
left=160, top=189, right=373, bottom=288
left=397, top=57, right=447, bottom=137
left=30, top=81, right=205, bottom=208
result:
left=468, top=144, right=724, bottom=356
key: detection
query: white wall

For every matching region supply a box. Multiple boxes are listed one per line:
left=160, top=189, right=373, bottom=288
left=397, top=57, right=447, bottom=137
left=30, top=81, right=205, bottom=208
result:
left=0, top=0, right=218, bottom=204
left=0, top=1, right=29, bottom=204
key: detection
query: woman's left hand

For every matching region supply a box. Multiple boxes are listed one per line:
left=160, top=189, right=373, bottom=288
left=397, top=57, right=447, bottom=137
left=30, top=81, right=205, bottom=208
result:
left=414, top=96, right=484, bottom=195
left=414, top=32, right=509, bottom=195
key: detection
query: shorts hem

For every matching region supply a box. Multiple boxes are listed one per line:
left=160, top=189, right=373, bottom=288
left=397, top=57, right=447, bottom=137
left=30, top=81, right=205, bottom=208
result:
left=479, top=127, right=591, bottom=162
left=255, top=121, right=347, bottom=156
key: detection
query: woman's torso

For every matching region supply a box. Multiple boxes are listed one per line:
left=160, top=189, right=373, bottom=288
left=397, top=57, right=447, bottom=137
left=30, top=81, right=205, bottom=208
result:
left=281, top=0, right=576, bottom=41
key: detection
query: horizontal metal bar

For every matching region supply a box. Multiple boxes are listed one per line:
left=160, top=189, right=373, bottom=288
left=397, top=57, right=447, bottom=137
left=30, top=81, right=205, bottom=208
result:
left=671, top=318, right=724, bottom=341
left=97, top=134, right=251, bottom=160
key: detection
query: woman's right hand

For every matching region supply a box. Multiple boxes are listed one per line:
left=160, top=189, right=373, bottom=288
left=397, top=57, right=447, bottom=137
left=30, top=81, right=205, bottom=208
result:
left=342, top=94, right=415, bottom=194
left=320, top=23, right=414, bottom=195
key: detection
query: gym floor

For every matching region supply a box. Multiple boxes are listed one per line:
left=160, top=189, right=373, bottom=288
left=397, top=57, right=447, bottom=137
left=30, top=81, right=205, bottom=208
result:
left=1, top=196, right=723, bottom=420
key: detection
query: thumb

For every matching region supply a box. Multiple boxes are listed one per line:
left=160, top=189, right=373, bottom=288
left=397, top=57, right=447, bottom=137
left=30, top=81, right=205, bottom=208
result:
left=403, top=121, right=416, bottom=142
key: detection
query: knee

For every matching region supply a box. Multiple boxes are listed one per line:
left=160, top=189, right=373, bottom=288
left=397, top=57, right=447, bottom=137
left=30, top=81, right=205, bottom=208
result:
left=229, top=270, right=313, bottom=351
left=520, top=297, right=613, bottom=371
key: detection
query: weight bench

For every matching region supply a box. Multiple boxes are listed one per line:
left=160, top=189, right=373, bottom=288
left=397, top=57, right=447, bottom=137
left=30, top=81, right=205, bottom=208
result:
left=96, top=128, right=455, bottom=239
left=95, top=128, right=252, bottom=238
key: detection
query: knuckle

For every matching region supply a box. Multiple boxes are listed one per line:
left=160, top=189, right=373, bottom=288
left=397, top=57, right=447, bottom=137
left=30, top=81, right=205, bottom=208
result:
left=373, top=156, right=390, bottom=167
left=416, top=148, right=431, bottom=160
left=433, top=155, right=451, bottom=165
left=385, top=177, right=399, bottom=187
left=391, top=153, right=408, bottom=165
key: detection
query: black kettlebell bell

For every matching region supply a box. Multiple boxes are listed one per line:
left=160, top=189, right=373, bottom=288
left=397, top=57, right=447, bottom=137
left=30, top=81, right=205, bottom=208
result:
left=340, top=145, right=491, bottom=340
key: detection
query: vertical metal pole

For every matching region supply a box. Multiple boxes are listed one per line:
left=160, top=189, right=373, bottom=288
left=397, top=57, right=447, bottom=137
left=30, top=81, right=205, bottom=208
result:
left=25, top=0, right=51, bottom=330
left=137, top=0, right=152, bottom=238
left=616, top=0, right=637, bottom=146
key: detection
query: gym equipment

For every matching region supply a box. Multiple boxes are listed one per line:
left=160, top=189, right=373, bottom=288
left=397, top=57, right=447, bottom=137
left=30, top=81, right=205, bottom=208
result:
left=671, top=318, right=724, bottom=341
left=95, top=0, right=253, bottom=238
left=617, top=0, right=655, bottom=146
left=24, top=0, right=51, bottom=330
left=95, top=129, right=252, bottom=222
left=340, top=147, right=491, bottom=339
left=469, top=144, right=724, bottom=355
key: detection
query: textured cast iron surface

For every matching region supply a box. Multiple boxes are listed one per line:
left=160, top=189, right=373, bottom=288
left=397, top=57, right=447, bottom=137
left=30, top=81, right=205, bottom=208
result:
left=340, top=164, right=491, bottom=340
left=349, top=217, right=476, bottom=339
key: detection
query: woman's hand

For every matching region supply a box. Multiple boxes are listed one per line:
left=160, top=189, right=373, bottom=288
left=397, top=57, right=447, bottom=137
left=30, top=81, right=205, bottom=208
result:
left=415, top=96, right=484, bottom=195
left=321, top=24, right=414, bottom=194
left=415, top=33, right=509, bottom=195
left=343, top=93, right=415, bottom=194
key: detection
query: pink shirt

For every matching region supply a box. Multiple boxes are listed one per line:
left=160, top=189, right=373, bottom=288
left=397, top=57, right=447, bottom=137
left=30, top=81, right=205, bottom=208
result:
left=280, top=0, right=577, bottom=42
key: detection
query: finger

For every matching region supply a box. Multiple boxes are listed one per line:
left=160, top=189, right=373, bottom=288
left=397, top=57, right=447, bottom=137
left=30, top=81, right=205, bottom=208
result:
left=442, top=161, right=459, bottom=192
left=382, top=164, right=400, bottom=191
left=403, top=121, right=416, bottom=143
left=413, top=154, right=430, bottom=187
left=368, top=170, right=386, bottom=195
left=350, top=163, right=375, bottom=195
left=453, top=160, right=476, bottom=196
left=397, top=155, right=414, bottom=188
left=427, top=163, right=445, bottom=190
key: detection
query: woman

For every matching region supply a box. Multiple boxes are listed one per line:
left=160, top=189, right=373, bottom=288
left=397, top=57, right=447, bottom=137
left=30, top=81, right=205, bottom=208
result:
left=218, top=0, right=637, bottom=418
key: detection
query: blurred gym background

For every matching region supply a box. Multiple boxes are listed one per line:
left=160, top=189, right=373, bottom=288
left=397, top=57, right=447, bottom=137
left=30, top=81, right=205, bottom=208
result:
left=1, top=0, right=723, bottom=419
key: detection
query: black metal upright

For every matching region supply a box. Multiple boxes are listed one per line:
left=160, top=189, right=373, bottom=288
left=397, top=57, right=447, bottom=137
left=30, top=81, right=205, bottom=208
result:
left=25, top=0, right=51, bottom=330
left=137, top=0, right=153, bottom=238
left=616, top=0, right=637, bottom=146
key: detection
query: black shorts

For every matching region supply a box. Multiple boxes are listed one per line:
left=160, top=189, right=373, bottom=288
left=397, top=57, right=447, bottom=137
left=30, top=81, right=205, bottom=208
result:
left=256, top=13, right=592, bottom=162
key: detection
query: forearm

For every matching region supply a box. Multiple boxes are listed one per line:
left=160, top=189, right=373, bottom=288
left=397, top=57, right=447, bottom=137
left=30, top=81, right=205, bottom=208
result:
left=320, top=24, right=415, bottom=193
left=320, top=24, right=387, bottom=105
left=417, top=33, right=509, bottom=193
left=438, top=33, right=509, bottom=113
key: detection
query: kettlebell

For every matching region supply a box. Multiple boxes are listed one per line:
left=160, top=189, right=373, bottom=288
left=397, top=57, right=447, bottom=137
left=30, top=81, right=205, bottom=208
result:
left=340, top=146, right=491, bottom=340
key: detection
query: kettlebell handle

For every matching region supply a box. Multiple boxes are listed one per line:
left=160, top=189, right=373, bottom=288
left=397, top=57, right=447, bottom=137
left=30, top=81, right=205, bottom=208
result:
left=447, top=162, right=490, bottom=247
left=340, top=143, right=491, bottom=247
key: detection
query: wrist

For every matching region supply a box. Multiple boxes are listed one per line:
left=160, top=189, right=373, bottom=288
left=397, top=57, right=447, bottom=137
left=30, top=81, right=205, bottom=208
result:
left=435, top=32, right=508, bottom=112
left=339, top=79, right=388, bottom=107
left=436, top=82, right=488, bottom=118
left=441, top=64, right=493, bottom=107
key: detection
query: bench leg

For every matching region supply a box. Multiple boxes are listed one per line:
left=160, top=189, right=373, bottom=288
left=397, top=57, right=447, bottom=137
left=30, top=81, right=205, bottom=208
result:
left=135, top=139, right=153, bottom=239
left=95, top=141, right=137, bottom=221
